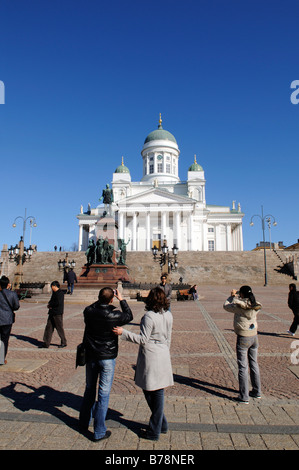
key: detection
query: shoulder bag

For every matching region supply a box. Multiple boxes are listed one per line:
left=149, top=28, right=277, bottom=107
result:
left=76, top=342, right=86, bottom=368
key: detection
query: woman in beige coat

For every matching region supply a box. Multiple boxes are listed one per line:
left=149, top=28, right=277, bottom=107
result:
left=113, top=287, right=173, bottom=440
left=223, top=285, right=262, bottom=404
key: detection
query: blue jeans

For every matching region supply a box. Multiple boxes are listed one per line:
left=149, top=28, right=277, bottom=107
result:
left=79, top=358, right=115, bottom=439
left=143, top=389, right=168, bottom=438
left=68, top=283, right=74, bottom=294
left=236, top=335, right=261, bottom=401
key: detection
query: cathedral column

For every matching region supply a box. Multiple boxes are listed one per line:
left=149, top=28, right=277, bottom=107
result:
left=187, top=212, right=192, bottom=250
left=132, top=212, right=137, bottom=251
left=161, top=210, right=167, bottom=240
left=237, top=224, right=243, bottom=251
left=226, top=224, right=232, bottom=251
left=78, top=225, right=83, bottom=251
left=215, top=225, right=221, bottom=251
left=203, top=223, right=208, bottom=251
left=175, top=211, right=181, bottom=248
left=118, top=211, right=124, bottom=240
left=146, top=211, right=151, bottom=251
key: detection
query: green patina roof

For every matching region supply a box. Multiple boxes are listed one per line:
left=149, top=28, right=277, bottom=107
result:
left=115, top=157, right=130, bottom=173
left=188, top=155, right=203, bottom=171
left=144, top=114, right=177, bottom=144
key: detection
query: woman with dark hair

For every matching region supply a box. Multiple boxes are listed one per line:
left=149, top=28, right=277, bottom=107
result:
left=113, top=287, right=173, bottom=440
left=223, top=285, right=262, bottom=404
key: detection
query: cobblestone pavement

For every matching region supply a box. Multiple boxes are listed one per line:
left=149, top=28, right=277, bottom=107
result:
left=0, top=284, right=298, bottom=453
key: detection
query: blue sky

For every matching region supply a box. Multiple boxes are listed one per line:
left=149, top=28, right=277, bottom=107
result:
left=0, top=0, right=298, bottom=252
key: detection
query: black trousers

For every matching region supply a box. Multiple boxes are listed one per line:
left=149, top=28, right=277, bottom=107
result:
left=0, top=324, right=12, bottom=358
left=290, top=311, right=299, bottom=334
left=43, top=315, right=67, bottom=347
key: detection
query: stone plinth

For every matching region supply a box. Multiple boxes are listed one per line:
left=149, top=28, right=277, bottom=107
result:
left=78, top=263, right=130, bottom=288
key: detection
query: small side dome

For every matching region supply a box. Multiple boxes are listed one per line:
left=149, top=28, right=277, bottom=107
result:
left=115, top=156, right=130, bottom=173
left=188, top=155, right=203, bottom=171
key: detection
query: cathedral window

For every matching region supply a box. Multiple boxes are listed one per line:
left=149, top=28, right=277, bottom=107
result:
left=166, top=163, right=171, bottom=173
left=157, top=163, right=163, bottom=173
left=149, top=164, right=154, bottom=174
left=208, top=240, right=215, bottom=251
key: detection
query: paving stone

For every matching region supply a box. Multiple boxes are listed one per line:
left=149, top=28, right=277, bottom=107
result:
left=0, top=286, right=298, bottom=451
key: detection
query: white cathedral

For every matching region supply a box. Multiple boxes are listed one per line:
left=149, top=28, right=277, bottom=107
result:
left=77, top=115, right=244, bottom=252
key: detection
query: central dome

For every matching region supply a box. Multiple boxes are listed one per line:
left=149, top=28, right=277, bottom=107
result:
left=144, top=115, right=177, bottom=144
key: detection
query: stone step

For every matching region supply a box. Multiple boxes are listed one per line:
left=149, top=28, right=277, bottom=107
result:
left=3, top=249, right=297, bottom=287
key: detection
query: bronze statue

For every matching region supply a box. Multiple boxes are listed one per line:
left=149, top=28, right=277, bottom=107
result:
left=85, top=239, right=95, bottom=265
left=106, top=243, right=114, bottom=264
left=100, top=237, right=115, bottom=264
left=117, top=238, right=130, bottom=265
left=99, top=183, right=114, bottom=216
left=95, top=237, right=104, bottom=264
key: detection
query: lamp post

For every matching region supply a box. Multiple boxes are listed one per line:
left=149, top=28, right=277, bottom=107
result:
left=8, top=237, right=34, bottom=288
left=57, top=253, right=76, bottom=271
left=250, top=206, right=277, bottom=286
left=10, top=209, right=37, bottom=289
left=12, top=208, right=37, bottom=247
left=152, top=240, right=179, bottom=274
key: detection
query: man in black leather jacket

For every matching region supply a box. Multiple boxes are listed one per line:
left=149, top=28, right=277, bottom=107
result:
left=287, top=283, right=299, bottom=335
left=79, top=287, right=133, bottom=441
left=41, top=281, right=67, bottom=348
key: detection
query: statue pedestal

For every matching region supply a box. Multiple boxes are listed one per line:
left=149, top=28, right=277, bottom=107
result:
left=78, top=263, right=130, bottom=288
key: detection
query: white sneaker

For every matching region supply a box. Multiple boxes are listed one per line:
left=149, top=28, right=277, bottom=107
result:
left=287, top=330, right=295, bottom=336
left=235, top=396, right=249, bottom=404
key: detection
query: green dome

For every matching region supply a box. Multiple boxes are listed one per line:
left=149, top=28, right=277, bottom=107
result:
left=188, top=155, right=203, bottom=171
left=144, top=115, right=177, bottom=144
left=115, top=157, right=130, bottom=173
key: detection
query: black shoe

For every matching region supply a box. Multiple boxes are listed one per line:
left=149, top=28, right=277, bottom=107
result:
left=58, top=344, right=67, bottom=348
left=93, top=430, right=111, bottom=442
left=249, top=391, right=261, bottom=399
left=140, top=429, right=159, bottom=441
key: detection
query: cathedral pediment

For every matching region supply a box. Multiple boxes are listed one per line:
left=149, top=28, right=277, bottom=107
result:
left=117, top=188, right=194, bottom=206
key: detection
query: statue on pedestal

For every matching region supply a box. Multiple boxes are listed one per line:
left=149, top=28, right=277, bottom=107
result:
left=99, top=183, right=114, bottom=216
left=85, top=239, right=95, bottom=265
left=117, top=238, right=130, bottom=265
left=100, top=237, right=114, bottom=264
left=95, top=236, right=104, bottom=264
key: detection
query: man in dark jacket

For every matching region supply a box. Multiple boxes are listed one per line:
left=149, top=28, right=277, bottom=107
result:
left=159, top=274, right=172, bottom=309
left=79, top=287, right=133, bottom=441
left=287, top=283, right=299, bottom=335
left=65, top=268, right=77, bottom=295
left=0, top=275, right=20, bottom=363
left=41, top=281, right=67, bottom=348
